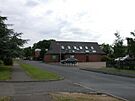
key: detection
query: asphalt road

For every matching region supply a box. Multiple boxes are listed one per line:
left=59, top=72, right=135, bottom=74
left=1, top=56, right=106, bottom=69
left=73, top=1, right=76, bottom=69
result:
left=24, top=60, right=135, bottom=101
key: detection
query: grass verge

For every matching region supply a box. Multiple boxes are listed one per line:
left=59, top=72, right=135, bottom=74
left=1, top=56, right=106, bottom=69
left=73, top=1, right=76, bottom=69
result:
left=0, top=96, right=11, bottom=101
left=20, top=63, right=62, bottom=80
left=81, top=67, right=135, bottom=78
left=0, top=65, right=12, bottom=80
left=99, top=67, right=135, bottom=75
left=51, top=92, right=124, bottom=101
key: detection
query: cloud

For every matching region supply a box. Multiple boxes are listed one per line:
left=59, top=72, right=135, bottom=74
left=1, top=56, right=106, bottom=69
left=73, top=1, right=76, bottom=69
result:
left=1, top=0, right=135, bottom=47
left=25, top=0, right=39, bottom=7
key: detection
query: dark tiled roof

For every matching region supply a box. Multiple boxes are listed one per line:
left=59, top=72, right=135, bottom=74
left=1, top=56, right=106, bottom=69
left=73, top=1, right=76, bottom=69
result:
left=46, top=41, right=105, bottom=54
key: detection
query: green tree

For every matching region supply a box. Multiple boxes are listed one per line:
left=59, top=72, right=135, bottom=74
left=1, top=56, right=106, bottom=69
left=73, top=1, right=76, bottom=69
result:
left=113, top=32, right=126, bottom=58
left=0, top=15, right=27, bottom=65
left=101, top=43, right=113, bottom=56
left=126, top=31, right=135, bottom=57
left=23, top=47, right=32, bottom=59
left=32, top=39, right=55, bottom=60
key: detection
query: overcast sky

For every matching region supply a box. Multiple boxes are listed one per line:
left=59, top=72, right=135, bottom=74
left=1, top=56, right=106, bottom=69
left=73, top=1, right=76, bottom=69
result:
left=0, top=0, right=135, bottom=47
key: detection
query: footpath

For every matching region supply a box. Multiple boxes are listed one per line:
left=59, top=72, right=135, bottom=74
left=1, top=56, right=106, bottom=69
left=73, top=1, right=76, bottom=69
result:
left=10, top=63, right=53, bottom=101
left=10, top=63, right=32, bottom=81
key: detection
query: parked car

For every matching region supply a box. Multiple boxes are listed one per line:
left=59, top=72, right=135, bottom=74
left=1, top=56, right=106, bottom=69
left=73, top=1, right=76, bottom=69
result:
left=114, top=55, right=134, bottom=61
left=61, top=57, right=78, bottom=64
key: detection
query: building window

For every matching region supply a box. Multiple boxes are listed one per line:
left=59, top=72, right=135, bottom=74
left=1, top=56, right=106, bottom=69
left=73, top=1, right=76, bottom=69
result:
left=52, top=55, right=57, bottom=60
left=61, top=46, right=64, bottom=49
left=79, top=46, right=83, bottom=49
left=76, top=48, right=80, bottom=50
left=91, top=46, right=94, bottom=50
left=85, top=50, right=89, bottom=53
left=85, top=46, right=88, bottom=49
left=68, top=46, right=71, bottom=49
left=74, top=46, right=77, bottom=49
left=72, top=50, right=75, bottom=52
left=92, top=50, right=96, bottom=53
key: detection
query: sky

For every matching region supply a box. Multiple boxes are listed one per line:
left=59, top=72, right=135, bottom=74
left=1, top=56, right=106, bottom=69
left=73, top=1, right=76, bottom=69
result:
left=0, top=0, right=135, bottom=47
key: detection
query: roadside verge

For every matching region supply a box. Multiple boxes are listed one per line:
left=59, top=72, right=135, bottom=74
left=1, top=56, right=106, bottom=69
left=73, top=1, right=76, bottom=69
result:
left=80, top=68, right=135, bottom=78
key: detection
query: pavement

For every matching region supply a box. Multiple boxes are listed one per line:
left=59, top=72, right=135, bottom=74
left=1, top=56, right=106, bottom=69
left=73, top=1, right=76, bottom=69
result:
left=10, top=63, right=32, bottom=81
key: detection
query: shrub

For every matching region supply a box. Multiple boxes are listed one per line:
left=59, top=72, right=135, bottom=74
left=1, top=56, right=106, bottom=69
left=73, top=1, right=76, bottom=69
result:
left=3, top=58, right=13, bottom=65
left=0, top=60, right=3, bottom=65
left=101, top=56, right=113, bottom=61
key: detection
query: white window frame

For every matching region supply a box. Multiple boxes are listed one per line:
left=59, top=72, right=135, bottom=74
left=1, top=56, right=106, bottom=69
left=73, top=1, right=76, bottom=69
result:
left=85, top=46, right=88, bottom=49
left=79, top=46, right=83, bottom=49
left=61, top=46, right=64, bottom=49
left=68, top=46, right=71, bottom=49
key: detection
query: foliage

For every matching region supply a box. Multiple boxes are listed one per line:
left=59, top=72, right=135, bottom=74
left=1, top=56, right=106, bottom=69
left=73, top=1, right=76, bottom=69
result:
left=113, top=32, right=126, bottom=58
left=3, top=57, right=13, bottom=65
left=32, top=39, right=55, bottom=60
left=0, top=60, right=3, bottom=65
left=0, top=96, right=11, bottom=101
left=101, top=56, right=113, bottom=61
left=0, top=15, right=27, bottom=65
left=23, top=47, right=32, bottom=59
left=0, top=65, right=11, bottom=80
left=101, top=43, right=113, bottom=57
left=126, top=31, right=135, bottom=57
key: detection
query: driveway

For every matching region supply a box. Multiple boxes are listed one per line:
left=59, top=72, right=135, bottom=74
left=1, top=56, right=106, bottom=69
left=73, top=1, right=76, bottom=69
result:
left=24, top=60, right=135, bottom=101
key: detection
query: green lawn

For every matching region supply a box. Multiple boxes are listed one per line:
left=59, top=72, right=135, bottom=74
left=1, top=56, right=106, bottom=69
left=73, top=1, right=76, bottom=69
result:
left=20, top=63, right=62, bottom=80
left=0, top=65, right=12, bottom=80
left=99, top=67, right=135, bottom=75
left=0, top=96, right=11, bottom=101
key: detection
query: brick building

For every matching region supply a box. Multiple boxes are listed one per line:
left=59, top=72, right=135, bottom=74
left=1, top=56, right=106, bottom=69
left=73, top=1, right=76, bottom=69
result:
left=44, top=41, right=105, bottom=62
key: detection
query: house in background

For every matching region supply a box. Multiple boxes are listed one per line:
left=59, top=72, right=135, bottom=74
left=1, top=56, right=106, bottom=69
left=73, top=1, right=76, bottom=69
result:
left=44, top=41, right=105, bottom=62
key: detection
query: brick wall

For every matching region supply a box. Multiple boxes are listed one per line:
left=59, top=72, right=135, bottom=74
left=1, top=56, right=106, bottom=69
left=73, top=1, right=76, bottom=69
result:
left=89, top=54, right=103, bottom=62
left=44, top=54, right=104, bottom=62
left=74, top=54, right=86, bottom=62
left=44, top=54, right=59, bottom=62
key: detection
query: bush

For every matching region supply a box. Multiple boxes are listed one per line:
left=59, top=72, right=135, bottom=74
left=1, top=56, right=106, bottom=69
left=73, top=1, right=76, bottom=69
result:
left=3, top=58, right=13, bottom=65
left=0, top=60, right=3, bottom=65
left=101, top=56, right=113, bottom=61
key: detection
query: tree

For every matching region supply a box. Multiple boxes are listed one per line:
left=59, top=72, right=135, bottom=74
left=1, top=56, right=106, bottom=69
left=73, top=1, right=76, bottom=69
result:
left=101, top=43, right=113, bottom=57
left=113, top=32, right=126, bottom=58
left=126, top=31, right=135, bottom=57
left=32, top=39, right=55, bottom=60
left=0, top=15, right=27, bottom=65
left=23, top=47, right=32, bottom=59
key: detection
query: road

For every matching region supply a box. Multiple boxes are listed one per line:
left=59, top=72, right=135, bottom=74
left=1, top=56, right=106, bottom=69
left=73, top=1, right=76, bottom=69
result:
left=24, top=60, right=135, bottom=101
